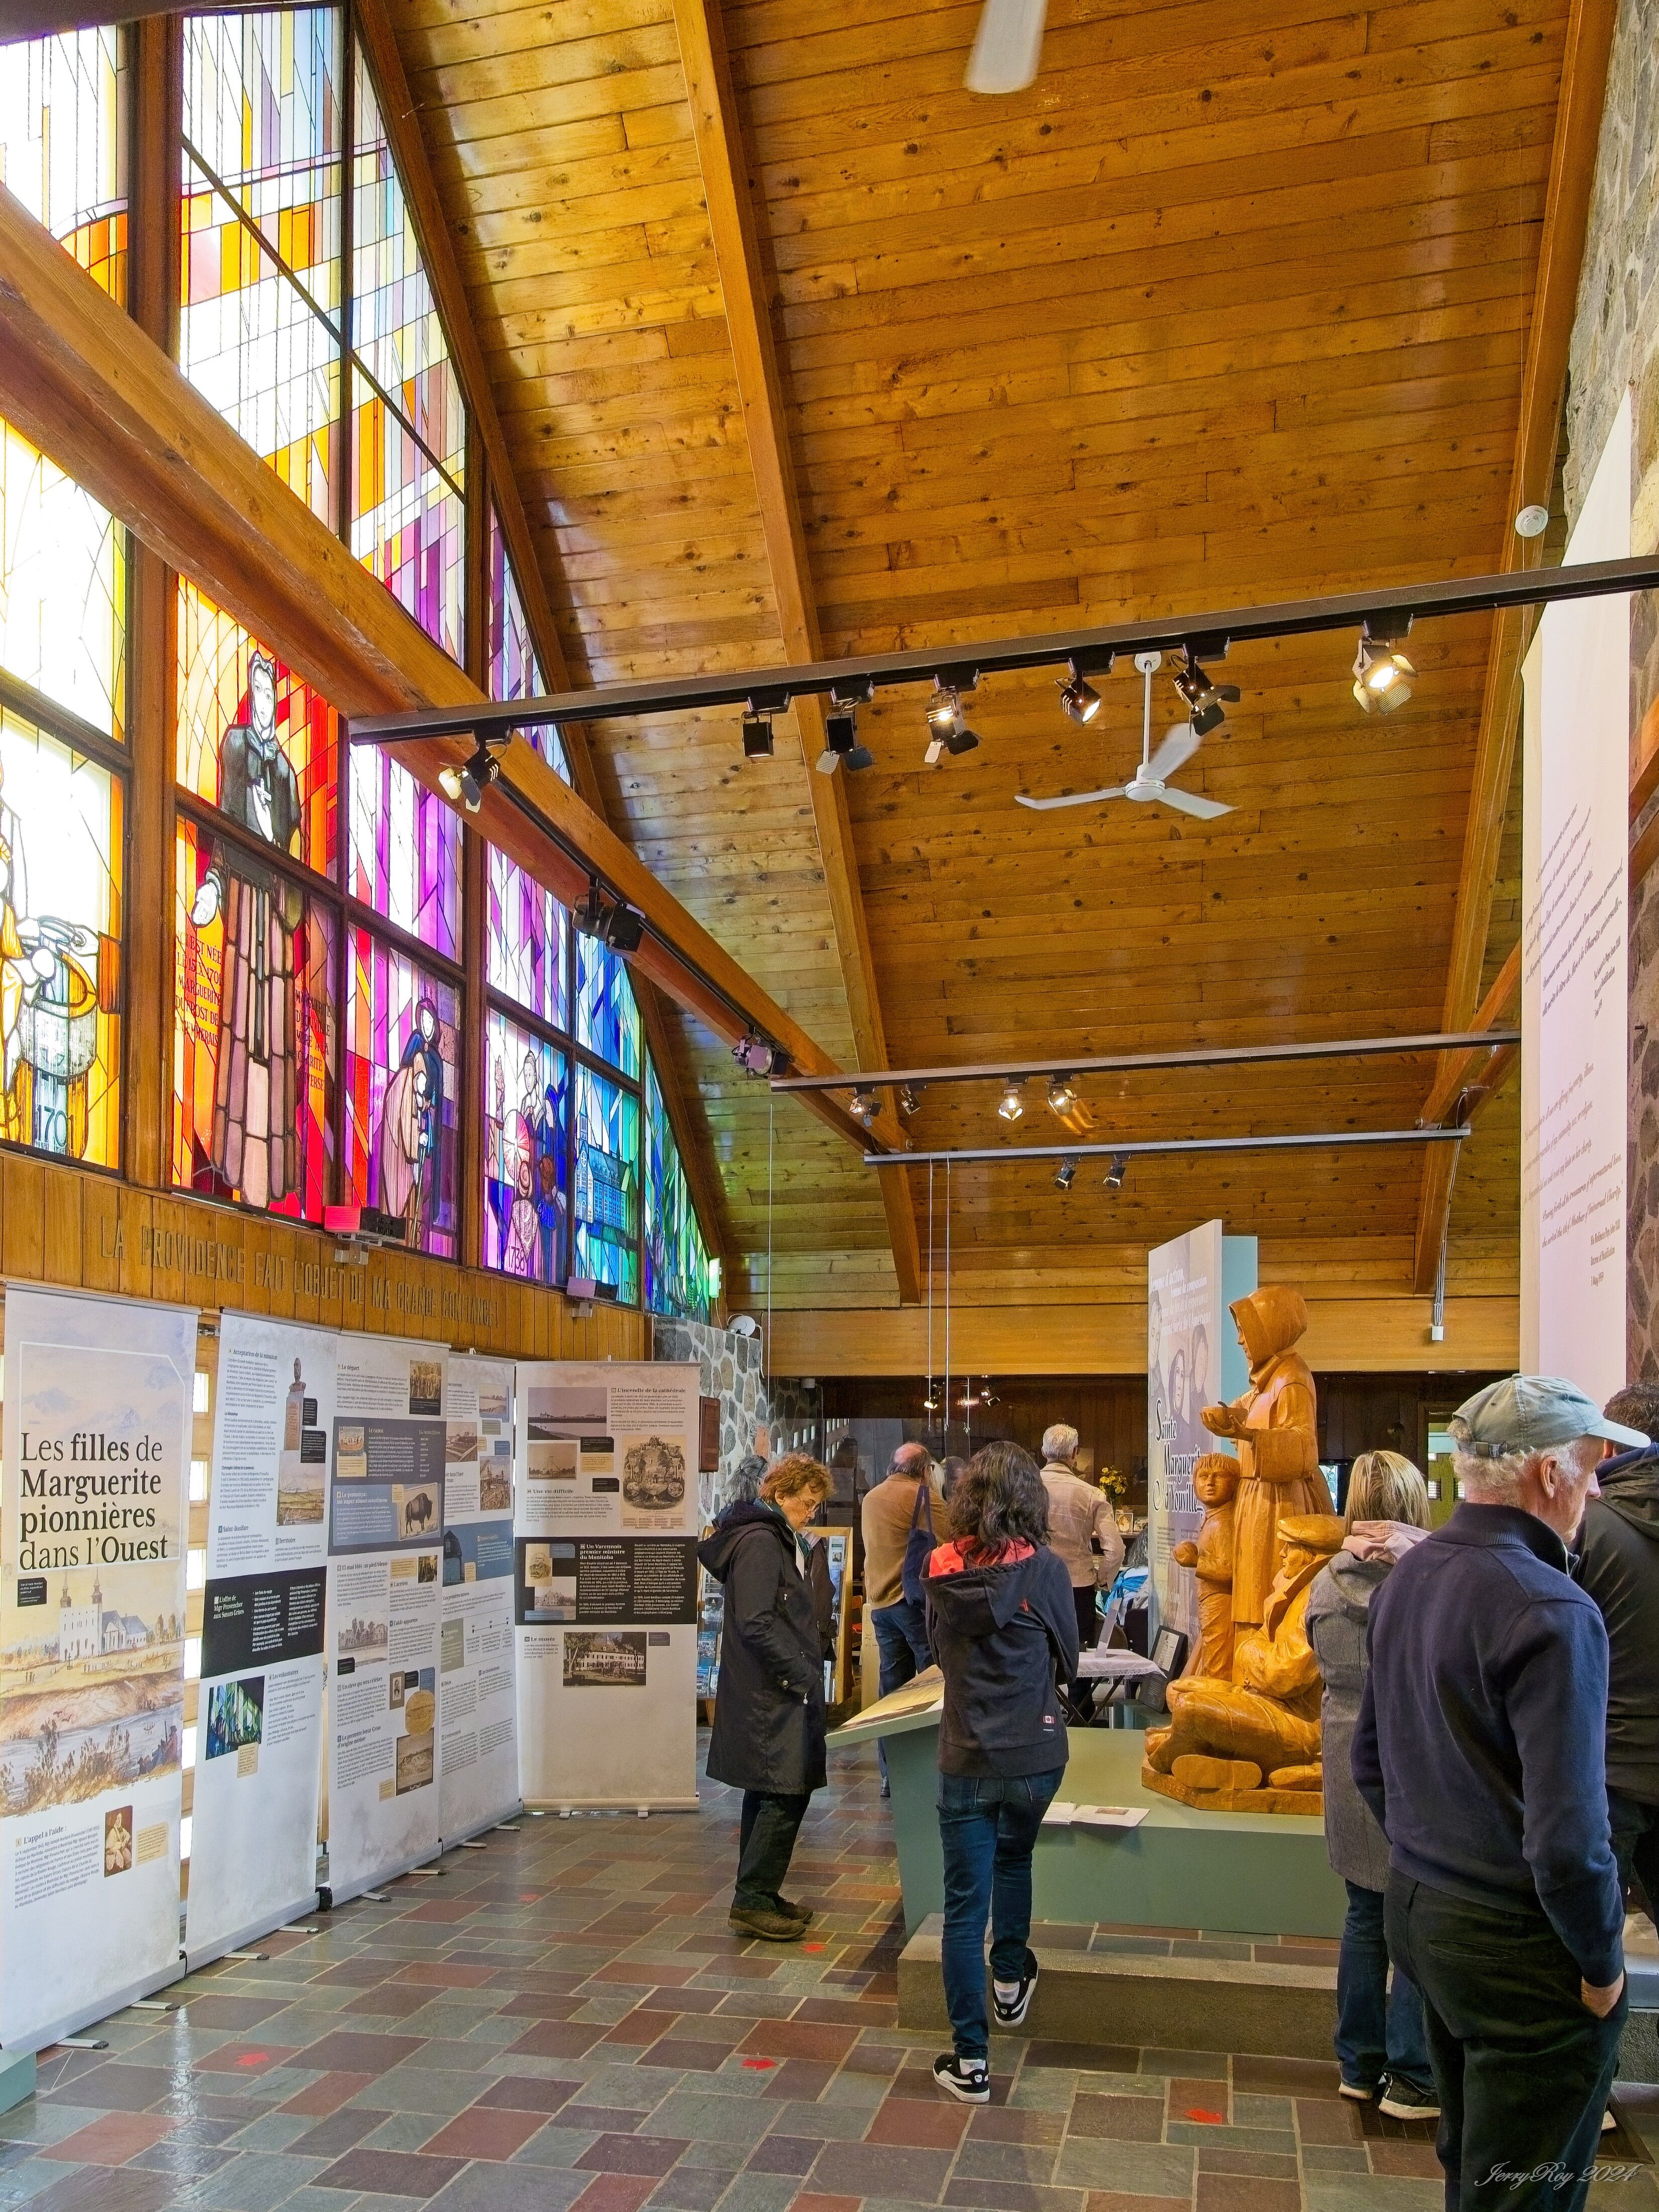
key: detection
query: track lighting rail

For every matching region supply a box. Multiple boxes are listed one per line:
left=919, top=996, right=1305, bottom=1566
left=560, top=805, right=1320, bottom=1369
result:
left=346, top=555, right=1659, bottom=749
left=866, top=1128, right=1472, bottom=1168
left=772, top=1027, right=1520, bottom=1096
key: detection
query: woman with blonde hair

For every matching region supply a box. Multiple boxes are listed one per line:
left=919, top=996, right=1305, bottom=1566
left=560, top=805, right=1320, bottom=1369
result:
left=698, top=1452, right=836, bottom=1941
left=1307, top=1450, right=1437, bottom=2119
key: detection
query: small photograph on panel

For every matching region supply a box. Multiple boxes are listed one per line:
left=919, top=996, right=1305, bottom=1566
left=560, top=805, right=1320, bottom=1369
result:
left=528, top=1385, right=609, bottom=1439
left=408, top=1360, right=443, bottom=1417
left=527, top=1438, right=578, bottom=1482
left=563, top=1630, right=647, bottom=1688
left=335, top=1425, right=368, bottom=1481
left=620, top=1435, right=687, bottom=1527
left=338, top=1611, right=389, bottom=1665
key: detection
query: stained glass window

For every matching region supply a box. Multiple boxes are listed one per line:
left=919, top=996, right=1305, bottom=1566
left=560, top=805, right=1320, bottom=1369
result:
left=644, top=1059, right=712, bottom=1322
left=576, top=934, right=639, bottom=1079
left=0, top=705, right=123, bottom=1169
left=179, top=10, right=342, bottom=526
left=573, top=1063, right=638, bottom=1302
left=487, top=503, right=568, bottom=784
left=350, top=49, right=464, bottom=663
left=348, top=745, right=460, bottom=960
left=173, top=813, right=334, bottom=1219
left=0, top=414, right=126, bottom=744
left=176, top=579, right=337, bottom=878
left=344, top=929, right=459, bottom=1257
left=483, top=1007, right=567, bottom=1285
left=486, top=843, right=566, bottom=1030
left=0, top=28, right=129, bottom=304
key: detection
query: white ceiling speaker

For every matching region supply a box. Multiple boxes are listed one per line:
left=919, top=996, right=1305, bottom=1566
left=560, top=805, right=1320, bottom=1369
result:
left=1016, top=650, right=1233, bottom=819
left=1514, top=504, right=1550, bottom=539
left=965, top=0, right=1046, bottom=94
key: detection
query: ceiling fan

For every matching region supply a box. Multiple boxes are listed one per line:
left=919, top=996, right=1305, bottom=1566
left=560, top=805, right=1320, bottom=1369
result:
left=1015, top=651, right=1234, bottom=819
left=965, top=0, right=1046, bottom=93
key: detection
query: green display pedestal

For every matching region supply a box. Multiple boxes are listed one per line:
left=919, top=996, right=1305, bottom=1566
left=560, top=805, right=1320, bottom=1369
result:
left=834, top=1702, right=1346, bottom=1940
left=0, top=2051, right=35, bottom=2115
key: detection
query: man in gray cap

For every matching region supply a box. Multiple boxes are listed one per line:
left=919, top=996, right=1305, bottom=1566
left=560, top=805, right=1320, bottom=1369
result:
left=1352, top=1375, right=1644, bottom=2212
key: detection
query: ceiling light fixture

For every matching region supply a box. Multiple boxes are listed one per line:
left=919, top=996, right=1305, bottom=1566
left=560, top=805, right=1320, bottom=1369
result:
left=1103, top=1151, right=1129, bottom=1190
left=732, top=1033, right=788, bottom=1078
left=997, top=1080, right=1025, bottom=1123
left=1515, top=504, right=1550, bottom=539
left=1172, top=640, right=1241, bottom=738
left=1047, top=1074, right=1077, bottom=1115
left=923, top=1381, right=940, bottom=1413
left=924, top=670, right=982, bottom=765
left=574, top=878, right=644, bottom=953
left=1055, top=1156, right=1077, bottom=1190
left=439, top=741, right=502, bottom=814
left=818, top=687, right=875, bottom=775
left=898, top=1084, right=924, bottom=1117
left=850, top=1088, right=881, bottom=1128
left=1351, top=634, right=1415, bottom=713
left=742, top=708, right=775, bottom=759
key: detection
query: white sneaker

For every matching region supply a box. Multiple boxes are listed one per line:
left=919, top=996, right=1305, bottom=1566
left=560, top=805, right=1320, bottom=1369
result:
left=933, top=2053, right=990, bottom=2103
left=992, top=1963, right=1038, bottom=2027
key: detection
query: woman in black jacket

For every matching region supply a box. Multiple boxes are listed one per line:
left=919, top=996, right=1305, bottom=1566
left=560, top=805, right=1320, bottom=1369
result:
left=698, top=1452, right=835, bottom=1941
left=925, top=1440, right=1077, bottom=2100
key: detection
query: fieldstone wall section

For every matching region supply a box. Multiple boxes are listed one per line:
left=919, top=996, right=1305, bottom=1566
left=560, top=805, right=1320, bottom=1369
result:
left=650, top=1321, right=822, bottom=1516
left=1564, top=0, right=1659, bottom=1376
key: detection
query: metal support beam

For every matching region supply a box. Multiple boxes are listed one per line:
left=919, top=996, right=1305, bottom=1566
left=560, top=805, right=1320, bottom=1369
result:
left=867, top=1130, right=1471, bottom=1168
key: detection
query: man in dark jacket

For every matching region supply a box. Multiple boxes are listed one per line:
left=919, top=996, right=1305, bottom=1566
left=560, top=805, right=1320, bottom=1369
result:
left=698, top=1454, right=834, bottom=1941
left=1577, top=1383, right=1659, bottom=1921
left=1353, top=1376, right=1642, bottom=2212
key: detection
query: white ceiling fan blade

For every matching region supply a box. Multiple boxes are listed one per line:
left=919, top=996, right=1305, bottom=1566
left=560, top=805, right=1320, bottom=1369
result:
left=1158, top=786, right=1232, bottom=820
left=965, top=0, right=1046, bottom=94
left=1145, top=721, right=1200, bottom=783
left=1015, top=784, right=1127, bottom=811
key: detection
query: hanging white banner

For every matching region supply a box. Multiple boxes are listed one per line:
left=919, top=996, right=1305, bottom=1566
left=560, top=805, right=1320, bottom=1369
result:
left=325, top=1335, right=447, bottom=1903
left=438, top=1357, right=518, bottom=1841
left=185, top=1313, right=334, bottom=1965
left=0, top=1285, right=195, bottom=2050
left=515, top=1361, right=700, bottom=1809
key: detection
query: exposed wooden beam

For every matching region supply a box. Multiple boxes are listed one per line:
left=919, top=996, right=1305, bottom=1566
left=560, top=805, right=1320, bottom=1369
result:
left=1417, top=944, right=1522, bottom=1131
left=668, top=0, right=920, bottom=1302
left=1411, top=0, right=1616, bottom=1295
left=0, top=176, right=882, bottom=1159
left=1, top=1, right=175, bottom=28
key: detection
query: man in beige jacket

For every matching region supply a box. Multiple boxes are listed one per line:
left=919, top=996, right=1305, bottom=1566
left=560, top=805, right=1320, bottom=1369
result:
left=1041, top=1425, right=1125, bottom=1716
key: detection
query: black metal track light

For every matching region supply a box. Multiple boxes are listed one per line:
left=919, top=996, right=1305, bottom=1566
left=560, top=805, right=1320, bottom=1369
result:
left=898, top=1083, right=923, bottom=1117
left=1352, top=633, right=1415, bottom=713
left=1047, top=1073, right=1077, bottom=1115
left=439, top=740, right=502, bottom=814
left=732, top=1033, right=788, bottom=1078
left=1057, top=651, right=1112, bottom=725
left=850, top=1087, right=881, bottom=1128
left=742, top=708, right=775, bottom=759
left=1055, top=1156, right=1077, bottom=1190
left=1172, top=641, right=1241, bottom=738
left=818, top=696, right=875, bottom=775
left=574, top=877, right=643, bottom=953
left=1103, top=1151, right=1130, bottom=1191
left=924, top=670, right=982, bottom=765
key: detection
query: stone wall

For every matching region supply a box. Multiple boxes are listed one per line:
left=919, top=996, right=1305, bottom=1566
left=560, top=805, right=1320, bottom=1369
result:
left=649, top=1320, right=826, bottom=1515
left=1564, top=0, right=1659, bottom=1376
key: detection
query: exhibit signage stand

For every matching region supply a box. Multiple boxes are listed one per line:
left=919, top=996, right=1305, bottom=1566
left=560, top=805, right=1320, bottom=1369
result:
left=437, top=1357, right=522, bottom=1845
left=514, top=1359, right=701, bottom=1810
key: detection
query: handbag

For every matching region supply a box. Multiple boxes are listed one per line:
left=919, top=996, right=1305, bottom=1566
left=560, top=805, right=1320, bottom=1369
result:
left=900, top=1475, right=938, bottom=1605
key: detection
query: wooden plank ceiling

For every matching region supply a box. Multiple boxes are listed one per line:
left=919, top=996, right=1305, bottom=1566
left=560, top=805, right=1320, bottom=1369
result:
left=392, top=0, right=1551, bottom=1317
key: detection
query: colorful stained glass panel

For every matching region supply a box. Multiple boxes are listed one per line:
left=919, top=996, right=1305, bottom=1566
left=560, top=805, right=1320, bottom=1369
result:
left=644, top=1058, right=712, bottom=1322
left=486, top=842, right=566, bottom=1030
left=348, top=745, right=460, bottom=961
left=179, top=10, right=342, bottom=525
left=486, top=503, right=568, bottom=783
left=0, top=705, right=123, bottom=1169
left=172, top=814, right=334, bottom=1219
left=176, top=579, right=337, bottom=879
left=350, top=50, right=464, bottom=663
left=344, top=927, right=459, bottom=1258
left=576, top=934, right=639, bottom=1079
left=574, top=1063, right=638, bottom=1303
left=0, top=28, right=129, bottom=303
left=0, top=414, right=126, bottom=744
left=483, top=1007, right=567, bottom=1285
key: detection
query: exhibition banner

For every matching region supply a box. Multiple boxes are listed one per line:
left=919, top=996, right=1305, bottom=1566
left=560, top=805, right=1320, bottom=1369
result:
left=325, top=1336, right=447, bottom=1903
left=0, top=1285, right=195, bottom=2050
left=185, top=1314, right=334, bottom=1965
left=1521, top=392, right=1631, bottom=1400
left=1146, top=1225, right=1255, bottom=1645
left=438, top=1357, right=519, bottom=1841
left=515, top=1360, right=700, bottom=1809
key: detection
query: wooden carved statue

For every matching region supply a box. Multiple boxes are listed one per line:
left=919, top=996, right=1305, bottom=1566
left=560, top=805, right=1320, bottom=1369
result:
left=1172, top=1454, right=1237, bottom=1680
left=1201, top=1285, right=1331, bottom=1631
left=1143, top=1512, right=1345, bottom=1813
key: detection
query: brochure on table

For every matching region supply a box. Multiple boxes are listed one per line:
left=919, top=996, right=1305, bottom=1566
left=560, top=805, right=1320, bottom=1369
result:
left=325, top=1336, right=447, bottom=1902
left=438, top=1356, right=519, bottom=1841
left=514, top=1360, right=700, bottom=1809
left=0, top=1286, right=195, bottom=2050
left=186, top=1313, right=334, bottom=1964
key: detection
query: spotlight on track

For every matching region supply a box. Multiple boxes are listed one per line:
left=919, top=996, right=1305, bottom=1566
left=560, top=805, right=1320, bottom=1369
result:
left=1046, top=1073, right=1077, bottom=1116
left=1172, top=640, right=1240, bottom=739
left=924, top=670, right=982, bottom=765
left=923, top=1380, right=940, bottom=1414
left=1055, top=1156, right=1077, bottom=1191
left=742, top=708, right=775, bottom=759
left=732, top=1033, right=789, bottom=1078
left=1056, top=651, right=1113, bottom=727
left=997, top=1080, right=1025, bottom=1124
left=574, top=879, right=644, bottom=953
left=1352, top=621, right=1416, bottom=714
left=850, top=1088, right=881, bottom=1129
left=1104, top=1151, right=1129, bottom=1191
left=898, top=1084, right=924, bottom=1117
left=439, top=741, right=501, bottom=813
left=817, top=683, right=875, bottom=775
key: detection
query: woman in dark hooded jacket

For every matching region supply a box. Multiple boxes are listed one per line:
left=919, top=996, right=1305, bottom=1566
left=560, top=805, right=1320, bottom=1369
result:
left=698, top=1452, right=834, bottom=1941
left=924, top=1440, right=1078, bottom=2101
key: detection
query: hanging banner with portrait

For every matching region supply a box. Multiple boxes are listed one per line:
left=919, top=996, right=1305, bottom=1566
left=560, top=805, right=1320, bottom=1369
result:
left=324, top=1335, right=448, bottom=1904
left=1146, top=1225, right=1256, bottom=1647
left=514, top=1361, right=700, bottom=1809
left=438, top=1357, right=519, bottom=1842
left=185, top=1314, right=334, bottom=1966
left=0, top=1285, right=195, bottom=2051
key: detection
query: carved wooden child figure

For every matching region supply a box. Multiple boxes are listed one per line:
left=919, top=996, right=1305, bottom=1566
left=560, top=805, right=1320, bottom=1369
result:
left=1172, top=1453, right=1239, bottom=1680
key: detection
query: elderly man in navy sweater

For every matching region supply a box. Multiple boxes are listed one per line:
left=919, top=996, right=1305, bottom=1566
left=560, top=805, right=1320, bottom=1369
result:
left=1353, top=1375, right=1643, bottom=2212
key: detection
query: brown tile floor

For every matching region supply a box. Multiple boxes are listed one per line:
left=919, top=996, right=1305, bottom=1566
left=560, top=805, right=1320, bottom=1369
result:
left=0, top=1739, right=1652, bottom=2212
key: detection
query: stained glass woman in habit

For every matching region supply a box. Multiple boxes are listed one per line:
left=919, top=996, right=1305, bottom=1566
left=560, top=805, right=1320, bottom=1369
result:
left=376, top=996, right=443, bottom=1244
left=188, top=652, right=305, bottom=1209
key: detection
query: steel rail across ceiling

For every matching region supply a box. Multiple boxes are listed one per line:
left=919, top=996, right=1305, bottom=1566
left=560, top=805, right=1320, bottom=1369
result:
left=866, top=1129, right=1473, bottom=1167
left=770, top=1027, right=1522, bottom=1094
left=346, top=554, right=1659, bottom=747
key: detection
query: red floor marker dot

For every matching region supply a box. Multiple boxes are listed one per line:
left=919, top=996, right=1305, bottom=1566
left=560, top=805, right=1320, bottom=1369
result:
left=236, top=2053, right=269, bottom=2069
left=803, top=1942, right=825, bottom=1952
left=742, top=2057, right=776, bottom=2070
left=1185, top=2108, right=1225, bottom=2125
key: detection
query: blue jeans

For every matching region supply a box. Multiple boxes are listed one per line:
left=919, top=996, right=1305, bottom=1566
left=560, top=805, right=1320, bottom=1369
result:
left=873, top=1601, right=932, bottom=1781
left=938, top=1767, right=1065, bottom=2060
left=1338, top=1878, right=1433, bottom=2094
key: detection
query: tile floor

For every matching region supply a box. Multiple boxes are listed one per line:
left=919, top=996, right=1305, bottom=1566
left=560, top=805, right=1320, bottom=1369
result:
left=2, top=1739, right=1653, bottom=2212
